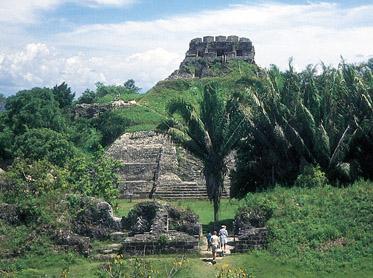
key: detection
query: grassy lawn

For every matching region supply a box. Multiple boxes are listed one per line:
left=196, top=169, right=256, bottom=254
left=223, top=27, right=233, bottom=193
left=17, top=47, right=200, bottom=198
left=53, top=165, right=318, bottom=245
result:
left=13, top=251, right=373, bottom=278
left=116, top=198, right=245, bottom=224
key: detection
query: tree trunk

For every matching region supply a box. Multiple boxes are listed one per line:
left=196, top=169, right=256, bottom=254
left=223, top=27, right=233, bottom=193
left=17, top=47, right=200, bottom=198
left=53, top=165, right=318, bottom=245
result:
left=204, top=168, right=224, bottom=228
left=213, top=198, right=219, bottom=225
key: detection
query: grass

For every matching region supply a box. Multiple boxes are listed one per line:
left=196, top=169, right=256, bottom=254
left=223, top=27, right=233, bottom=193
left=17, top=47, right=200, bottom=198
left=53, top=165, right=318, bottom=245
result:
left=116, top=198, right=244, bottom=224
left=95, top=60, right=258, bottom=134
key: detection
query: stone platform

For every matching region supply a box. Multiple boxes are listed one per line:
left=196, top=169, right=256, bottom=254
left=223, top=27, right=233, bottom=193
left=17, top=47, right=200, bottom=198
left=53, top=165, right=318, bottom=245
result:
left=107, top=131, right=231, bottom=199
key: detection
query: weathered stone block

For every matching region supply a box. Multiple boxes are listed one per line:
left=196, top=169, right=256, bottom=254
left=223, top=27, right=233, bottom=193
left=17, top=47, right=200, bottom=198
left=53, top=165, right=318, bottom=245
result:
left=203, top=36, right=214, bottom=43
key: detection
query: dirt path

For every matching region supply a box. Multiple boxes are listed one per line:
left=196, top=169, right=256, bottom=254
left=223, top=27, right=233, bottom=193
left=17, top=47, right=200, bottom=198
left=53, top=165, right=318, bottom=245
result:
left=199, top=237, right=235, bottom=264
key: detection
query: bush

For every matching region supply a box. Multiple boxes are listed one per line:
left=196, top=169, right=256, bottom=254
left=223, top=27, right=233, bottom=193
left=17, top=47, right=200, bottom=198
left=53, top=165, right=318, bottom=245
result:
left=3, top=159, right=68, bottom=202
left=243, top=180, right=373, bottom=271
left=234, top=205, right=273, bottom=234
left=66, top=151, right=121, bottom=204
left=294, top=164, right=328, bottom=188
left=14, top=128, right=79, bottom=167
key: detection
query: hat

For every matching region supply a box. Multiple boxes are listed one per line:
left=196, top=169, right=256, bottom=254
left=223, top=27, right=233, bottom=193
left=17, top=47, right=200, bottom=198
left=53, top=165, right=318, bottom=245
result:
left=221, top=225, right=226, bottom=228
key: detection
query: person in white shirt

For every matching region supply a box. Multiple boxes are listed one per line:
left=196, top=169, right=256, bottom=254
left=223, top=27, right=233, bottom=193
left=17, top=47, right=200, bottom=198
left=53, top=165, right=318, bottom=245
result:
left=210, top=231, right=220, bottom=261
left=219, top=225, right=228, bottom=251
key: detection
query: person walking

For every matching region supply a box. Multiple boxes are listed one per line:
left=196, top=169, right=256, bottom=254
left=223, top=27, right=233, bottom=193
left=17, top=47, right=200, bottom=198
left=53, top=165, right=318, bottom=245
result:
left=210, top=231, right=220, bottom=262
left=219, top=225, right=228, bottom=252
left=206, top=232, right=212, bottom=251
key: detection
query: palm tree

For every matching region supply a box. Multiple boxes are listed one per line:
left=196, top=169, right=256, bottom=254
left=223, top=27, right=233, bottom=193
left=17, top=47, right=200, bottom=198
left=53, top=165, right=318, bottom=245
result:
left=158, top=83, right=246, bottom=223
left=233, top=60, right=373, bottom=189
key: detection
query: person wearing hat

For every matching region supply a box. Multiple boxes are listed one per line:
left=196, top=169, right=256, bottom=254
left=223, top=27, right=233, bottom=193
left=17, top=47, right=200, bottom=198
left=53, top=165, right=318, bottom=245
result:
left=219, top=225, right=228, bottom=252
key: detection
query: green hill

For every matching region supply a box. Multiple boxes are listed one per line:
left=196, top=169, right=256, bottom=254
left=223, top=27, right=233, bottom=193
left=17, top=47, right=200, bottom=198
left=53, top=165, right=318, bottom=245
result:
left=106, top=60, right=258, bottom=132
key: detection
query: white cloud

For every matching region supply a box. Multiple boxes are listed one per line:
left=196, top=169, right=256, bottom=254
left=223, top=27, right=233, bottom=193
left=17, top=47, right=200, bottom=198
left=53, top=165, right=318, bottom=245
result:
left=0, top=0, right=137, bottom=24
left=0, top=0, right=60, bottom=24
left=78, top=0, right=138, bottom=7
left=0, top=2, right=372, bottom=95
left=0, top=43, right=181, bottom=94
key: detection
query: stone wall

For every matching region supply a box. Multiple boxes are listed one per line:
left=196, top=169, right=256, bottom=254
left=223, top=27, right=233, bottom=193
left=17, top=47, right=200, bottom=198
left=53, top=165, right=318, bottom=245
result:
left=122, top=231, right=199, bottom=255
left=233, top=227, right=268, bottom=252
left=106, top=131, right=231, bottom=199
left=74, top=100, right=136, bottom=118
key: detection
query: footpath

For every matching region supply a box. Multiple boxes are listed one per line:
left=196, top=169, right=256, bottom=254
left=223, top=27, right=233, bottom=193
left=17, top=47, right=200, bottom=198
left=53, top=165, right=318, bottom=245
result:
left=199, top=237, right=236, bottom=264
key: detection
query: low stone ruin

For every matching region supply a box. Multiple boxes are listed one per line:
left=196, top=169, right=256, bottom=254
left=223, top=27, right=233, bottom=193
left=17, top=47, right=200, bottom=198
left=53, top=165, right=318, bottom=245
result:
left=72, top=196, right=122, bottom=239
left=0, top=203, right=20, bottom=225
left=53, top=229, right=91, bottom=256
left=123, top=231, right=198, bottom=255
left=74, top=100, right=136, bottom=118
left=232, top=206, right=272, bottom=252
left=122, top=201, right=201, bottom=255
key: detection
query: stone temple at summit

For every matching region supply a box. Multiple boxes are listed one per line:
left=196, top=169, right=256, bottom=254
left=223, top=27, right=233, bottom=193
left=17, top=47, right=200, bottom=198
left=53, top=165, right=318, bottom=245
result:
left=168, top=35, right=255, bottom=79
left=186, top=35, right=255, bottom=62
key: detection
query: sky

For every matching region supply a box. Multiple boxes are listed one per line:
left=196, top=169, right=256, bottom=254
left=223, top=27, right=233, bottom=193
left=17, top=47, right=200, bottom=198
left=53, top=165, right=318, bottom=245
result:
left=0, top=0, right=372, bottom=96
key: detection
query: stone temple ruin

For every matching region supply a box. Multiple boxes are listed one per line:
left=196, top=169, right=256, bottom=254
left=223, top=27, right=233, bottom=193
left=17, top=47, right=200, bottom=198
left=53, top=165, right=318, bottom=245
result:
left=107, top=131, right=232, bottom=200
left=186, top=35, right=255, bottom=62
left=169, top=35, right=255, bottom=79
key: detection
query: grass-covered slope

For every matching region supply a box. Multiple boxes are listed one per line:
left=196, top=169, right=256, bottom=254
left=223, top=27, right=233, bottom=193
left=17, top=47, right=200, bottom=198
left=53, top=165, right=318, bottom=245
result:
left=113, top=60, right=257, bottom=132
left=243, top=179, right=373, bottom=273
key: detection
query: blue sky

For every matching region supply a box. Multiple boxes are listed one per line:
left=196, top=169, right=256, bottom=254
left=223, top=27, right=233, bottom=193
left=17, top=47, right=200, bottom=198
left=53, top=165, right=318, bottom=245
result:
left=0, top=0, right=372, bottom=95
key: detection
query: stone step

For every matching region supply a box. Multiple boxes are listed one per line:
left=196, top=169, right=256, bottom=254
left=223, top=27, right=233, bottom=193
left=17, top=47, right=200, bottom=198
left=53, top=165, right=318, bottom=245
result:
left=91, top=254, right=117, bottom=261
left=154, top=190, right=229, bottom=195
left=110, top=232, right=127, bottom=241
left=153, top=192, right=229, bottom=197
left=155, top=188, right=207, bottom=192
left=153, top=193, right=208, bottom=197
left=112, top=146, right=162, bottom=162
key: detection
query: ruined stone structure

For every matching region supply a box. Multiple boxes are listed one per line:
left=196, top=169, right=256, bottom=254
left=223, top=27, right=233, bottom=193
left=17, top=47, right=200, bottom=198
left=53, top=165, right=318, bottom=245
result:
left=107, top=131, right=231, bottom=199
left=186, top=36, right=255, bottom=62
left=168, top=35, right=255, bottom=79
left=233, top=227, right=268, bottom=253
left=74, top=100, right=136, bottom=119
left=122, top=201, right=200, bottom=255
left=123, top=231, right=199, bottom=255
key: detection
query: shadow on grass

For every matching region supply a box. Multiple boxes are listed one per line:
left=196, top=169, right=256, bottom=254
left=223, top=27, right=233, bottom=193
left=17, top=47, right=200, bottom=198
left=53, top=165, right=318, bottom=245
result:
left=202, top=218, right=235, bottom=234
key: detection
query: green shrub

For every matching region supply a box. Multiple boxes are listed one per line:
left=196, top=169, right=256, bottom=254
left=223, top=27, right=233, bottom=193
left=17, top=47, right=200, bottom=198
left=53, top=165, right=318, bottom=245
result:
left=294, top=164, right=328, bottom=188
left=14, top=128, right=79, bottom=167
left=66, top=151, right=121, bottom=204
left=243, top=180, right=373, bottom=271
left=3, top=159, right=68, bottom=202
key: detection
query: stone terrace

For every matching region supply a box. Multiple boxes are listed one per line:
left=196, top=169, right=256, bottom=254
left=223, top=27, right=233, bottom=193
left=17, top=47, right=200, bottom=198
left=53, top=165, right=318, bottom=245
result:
left=106, top=131, right=230, bottom=199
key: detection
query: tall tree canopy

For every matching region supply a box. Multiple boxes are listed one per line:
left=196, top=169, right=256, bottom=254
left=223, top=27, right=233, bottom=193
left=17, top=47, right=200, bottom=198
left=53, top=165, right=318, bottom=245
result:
left=5, top=88, right=66, bottom=134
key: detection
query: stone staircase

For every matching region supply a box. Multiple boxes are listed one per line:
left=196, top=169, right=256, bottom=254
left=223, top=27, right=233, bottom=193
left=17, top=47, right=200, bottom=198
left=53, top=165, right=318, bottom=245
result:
left=153, top=181, right=229, bottom=199
left=107, top=131, right=231, bottom=199
left=91, top=231, right=126, bottom=261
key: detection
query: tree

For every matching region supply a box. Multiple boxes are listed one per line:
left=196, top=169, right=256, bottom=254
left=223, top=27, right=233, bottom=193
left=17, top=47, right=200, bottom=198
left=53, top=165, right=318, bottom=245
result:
left=14, top=128, right=79, bottom=167
left=94, top=111, right=132, bottom=146
left=158, top=83, right=246, bottom=223
left=123, top=79, right=141, bottom=92
left=231, top=60, right=373, bottom=197
left=52, top=82, right=75, bottom=109
left=77, top=89, right=97, bottom=104
left=5, top=87, right=66, bottom=134
left=66, top=151, right=122, bottom=204
left=0, top=93, right=6, bottom=111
